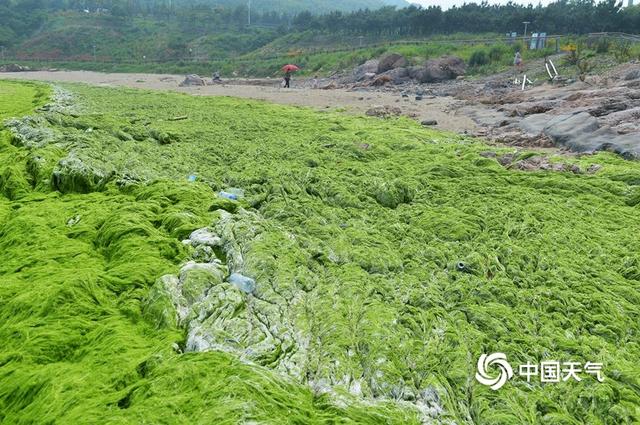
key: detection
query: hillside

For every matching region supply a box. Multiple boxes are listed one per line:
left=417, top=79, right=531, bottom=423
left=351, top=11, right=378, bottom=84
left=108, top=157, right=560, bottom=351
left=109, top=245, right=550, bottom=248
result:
left=2, top=0, right=639, bottom=76
left=180, top=0, right=410, bottom=13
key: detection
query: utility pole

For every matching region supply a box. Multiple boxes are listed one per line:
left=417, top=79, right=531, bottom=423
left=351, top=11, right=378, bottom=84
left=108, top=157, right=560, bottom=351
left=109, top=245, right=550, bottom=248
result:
left=522, top=21, right=530, bottom=48
left=248, top=0, right=251, bottom=26
left=1, top=46, right=5, bottom=61
left=93, top=45, right=97, bottom=62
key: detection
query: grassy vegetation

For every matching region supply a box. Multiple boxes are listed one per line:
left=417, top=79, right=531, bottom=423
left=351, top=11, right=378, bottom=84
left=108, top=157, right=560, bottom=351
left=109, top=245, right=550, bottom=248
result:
left=1, top=80, right=640, bottom=424
left=1, top=37, right=560, bottom=78
left=6, top=10, right=639, bottom=79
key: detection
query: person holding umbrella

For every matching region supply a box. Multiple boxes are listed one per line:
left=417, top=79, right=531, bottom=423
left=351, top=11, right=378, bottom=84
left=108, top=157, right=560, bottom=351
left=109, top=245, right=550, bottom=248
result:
left=282, top=64, right=299, bottom=88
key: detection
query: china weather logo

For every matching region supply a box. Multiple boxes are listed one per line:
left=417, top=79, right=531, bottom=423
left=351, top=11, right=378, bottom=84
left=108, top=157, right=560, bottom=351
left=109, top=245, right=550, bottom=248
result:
left=475, top=353, right=514, bottom=390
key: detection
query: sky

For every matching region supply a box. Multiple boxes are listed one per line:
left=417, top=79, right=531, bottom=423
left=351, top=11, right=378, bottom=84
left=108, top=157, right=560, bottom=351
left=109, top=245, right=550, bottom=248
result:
left=409, top=0, right=551, bottom=9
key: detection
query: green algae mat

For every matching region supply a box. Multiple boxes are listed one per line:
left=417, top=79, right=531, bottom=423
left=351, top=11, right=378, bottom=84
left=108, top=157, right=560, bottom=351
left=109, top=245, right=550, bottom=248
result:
left=0, top=80, right=638, bottom=424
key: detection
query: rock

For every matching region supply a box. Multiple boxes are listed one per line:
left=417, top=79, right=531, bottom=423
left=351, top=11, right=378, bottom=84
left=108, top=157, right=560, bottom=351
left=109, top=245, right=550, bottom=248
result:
left=179, top=262, right=226, bottom=305
left=52, top=154, right=114, bottom=193
left=587, top=164, right=603, bottom=174
left=179, top=74, right=206, bottom=87
left=188, top=228, right=221, bottom=247
left=377, top=53, right=407, bottom=73
left=409, top=56, right=466, bottom=83
left=520, top=112, right=640, bottom=158
left=143, top=275, right=181, bottom=329
left=505, top=101, right=557, bottom=117
left=589, top=99, right=630, bottom=117
left=624, top=68, right=640, bottom=81
left=371, top=75, right=392, bottom=86
left=352, top=59, right=379, bottom=80
left=544, top=112, right=601, bottom=146
left=0, top=63, right=31, bottom=72
left=378, top=67, right=410, bottom=85
left=4, top=116, right=56, bottom=148
left=421, top=120, right=438, bottom=126
left=320, top=81, right=337, bottom=90
left=365, top=105, right=402, bottom=118
left=415, top=95, right=423, bottom=101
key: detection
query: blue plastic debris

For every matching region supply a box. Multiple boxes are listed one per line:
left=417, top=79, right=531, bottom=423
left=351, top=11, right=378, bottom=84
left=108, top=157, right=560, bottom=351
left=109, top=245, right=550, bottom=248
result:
left=228, top=273, right=256, bottom=294
left=219, top=191, right=238, bottom=201
left=219, top=188, right=244, bottom=201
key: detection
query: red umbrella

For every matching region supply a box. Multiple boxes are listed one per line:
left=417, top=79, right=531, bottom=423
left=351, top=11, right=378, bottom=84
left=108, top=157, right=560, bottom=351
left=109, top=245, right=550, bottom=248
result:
left=282, top=64, right=300, bottom=72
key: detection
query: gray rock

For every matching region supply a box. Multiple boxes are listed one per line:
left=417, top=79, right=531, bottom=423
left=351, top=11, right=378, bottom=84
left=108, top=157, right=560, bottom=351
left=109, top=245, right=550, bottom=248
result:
left=352, top=59, right=379, bottom=81
left=143, top=275, right=181, bottom=329
left=52, top=154, right=114, bottom=193
left=378, top=53, right=407, bottom=74
left=409, top=56, right=466, bottom=83
left=188, top=228, right=221, bottom=247
left=544, top=112, right=600, bottom=145
left=179, top=74, right=206, bottom=87
left=0, top=63, right=31, bottom=72
left=378, top=67, right=410, bottom=85
left=365, top=105, right=402, bottom=118
left=421, top=120, right=438, bottom=126
left=624, top=68, right=640, bottom=81
left=519, top=112, right=640, bottom=158
left=4, top=115, right=56, bottom=148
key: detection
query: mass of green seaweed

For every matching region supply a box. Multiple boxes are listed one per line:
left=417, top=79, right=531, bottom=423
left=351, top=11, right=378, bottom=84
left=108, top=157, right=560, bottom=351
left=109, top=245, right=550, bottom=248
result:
left=0, top=80, right=639, bottom=424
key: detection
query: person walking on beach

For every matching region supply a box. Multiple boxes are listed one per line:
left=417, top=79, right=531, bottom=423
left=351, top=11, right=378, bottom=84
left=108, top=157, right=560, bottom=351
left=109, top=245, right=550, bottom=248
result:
left=283, top=70, right=291, bottom=88
left=281, top=64, right=299, bottom=88
left=514, top=51, right=523, bottom=72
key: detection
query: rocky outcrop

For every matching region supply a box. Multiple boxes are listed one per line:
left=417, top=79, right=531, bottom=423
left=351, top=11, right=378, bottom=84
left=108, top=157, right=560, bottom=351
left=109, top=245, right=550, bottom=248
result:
left=0, top=63, right=31, bottom=72
left=352, top=59, right=379, bottom=81
left=377, top=53, right=407, bottom=73
left=179, top=74, right=206, bottom=87
left=409, top=56, right=466, bottom=83
left=519, top=111, right=640, bottom=159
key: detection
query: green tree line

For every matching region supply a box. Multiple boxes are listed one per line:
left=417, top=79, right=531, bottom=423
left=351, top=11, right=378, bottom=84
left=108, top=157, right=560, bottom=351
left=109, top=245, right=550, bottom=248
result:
left=1, top=0, right=639, bottom=49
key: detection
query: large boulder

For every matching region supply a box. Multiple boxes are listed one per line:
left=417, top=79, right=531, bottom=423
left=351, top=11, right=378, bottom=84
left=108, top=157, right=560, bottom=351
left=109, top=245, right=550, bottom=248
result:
left=377, top=53, right=407, bottom=73
left=0, top=63, right=31, bottom=72
left=352, top=59, right=379, bottom=80
left=381, top=67, right=410, bottom=85
left=409, top=56, right=466, bottom=83
left=179, top=74, right=206, bottom=87
left=624, top=68, right=640, bottom=81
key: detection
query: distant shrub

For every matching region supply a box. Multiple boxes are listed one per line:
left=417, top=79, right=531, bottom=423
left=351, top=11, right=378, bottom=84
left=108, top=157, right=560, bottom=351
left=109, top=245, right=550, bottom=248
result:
left=512, top=41, right=524, bottom=53
left=489, top=46, right=505, bottom=64
left=594, top=38, right=610, bottom=54
left=469, top=49, right=489, bottom=67
left=612, top=40, right=632, bottom=63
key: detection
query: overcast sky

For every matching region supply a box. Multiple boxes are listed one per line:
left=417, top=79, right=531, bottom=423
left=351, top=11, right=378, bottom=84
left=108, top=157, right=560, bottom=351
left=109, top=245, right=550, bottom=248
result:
left=409, top=0, right=549, bottom=10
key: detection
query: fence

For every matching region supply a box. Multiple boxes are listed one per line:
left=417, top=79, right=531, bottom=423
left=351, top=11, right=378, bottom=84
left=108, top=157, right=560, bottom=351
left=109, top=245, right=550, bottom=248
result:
left=1, top=32, right=637, bottom=67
